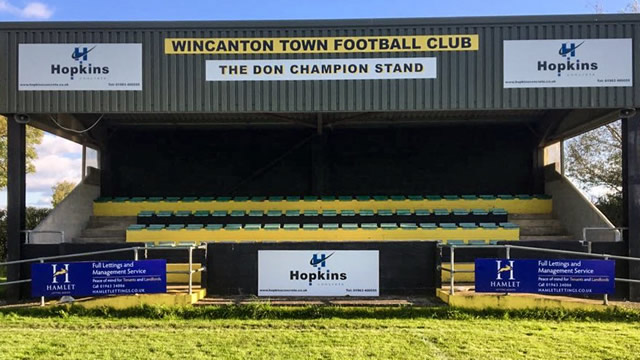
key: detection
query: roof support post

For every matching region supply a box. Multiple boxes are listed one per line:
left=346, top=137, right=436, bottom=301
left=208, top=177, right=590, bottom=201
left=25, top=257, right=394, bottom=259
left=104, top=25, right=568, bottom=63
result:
left=623, top=114, right=640, bottom=300
left=311, top=114, right=326, bottom=195
left=7, top=116, right=26, bottom=300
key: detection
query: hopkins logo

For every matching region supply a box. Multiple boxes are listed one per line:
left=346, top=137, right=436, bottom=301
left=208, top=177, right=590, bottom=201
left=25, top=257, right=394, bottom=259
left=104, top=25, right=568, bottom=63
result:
left=489, top=260, right=520, bottom=289
left=537, top=40, right=597, bottom=77
left=290, top=252, right=346, bottom=285
left=309, top=252, right=334, bottom=268
left=50, top=45, right=110, bottom=80
left=46, top=264, right=76, bottom=292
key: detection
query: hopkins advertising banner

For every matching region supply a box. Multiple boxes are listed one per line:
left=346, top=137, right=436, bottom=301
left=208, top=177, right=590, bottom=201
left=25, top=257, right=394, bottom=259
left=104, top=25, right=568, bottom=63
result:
left=503, top=39, right=632, bottom=88
left=258, top=250, right=379, bottom=296
left=475, top=259, right=615, bottom=295
left=206, top=58, right=437, bottom=82
left=31, top=260, right=166, bottom=297
left=18, top=43, right=142, bottom=91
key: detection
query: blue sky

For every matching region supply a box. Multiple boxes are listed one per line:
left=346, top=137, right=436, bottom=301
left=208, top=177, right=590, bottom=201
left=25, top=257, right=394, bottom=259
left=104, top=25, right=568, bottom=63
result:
left=0, top=0, right=635, bottom=21
left=0, top=0, right=634, bottom=207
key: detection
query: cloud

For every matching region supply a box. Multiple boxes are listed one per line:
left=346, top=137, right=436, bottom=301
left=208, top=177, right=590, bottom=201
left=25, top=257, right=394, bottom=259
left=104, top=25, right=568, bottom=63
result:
left=27, top=154, right=82, bottom=192
left=0, top=1, right=53, bottom=19
left=37, top=133, right=82, bottom=158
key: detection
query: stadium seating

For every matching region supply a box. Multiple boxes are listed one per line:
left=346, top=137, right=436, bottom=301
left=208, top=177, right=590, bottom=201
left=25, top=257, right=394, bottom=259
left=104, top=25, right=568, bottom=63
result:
left=94, top=194, right=552, bottom=216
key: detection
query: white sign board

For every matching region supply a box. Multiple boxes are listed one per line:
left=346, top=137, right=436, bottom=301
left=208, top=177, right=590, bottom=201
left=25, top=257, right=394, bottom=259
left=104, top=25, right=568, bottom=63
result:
left=19, top=43, right=142, bottom=91
left=503, top=39, right=632, bottom=88
left=258, top=250, right=379, bottom=296
left=206, top=58, right=436, bottom=81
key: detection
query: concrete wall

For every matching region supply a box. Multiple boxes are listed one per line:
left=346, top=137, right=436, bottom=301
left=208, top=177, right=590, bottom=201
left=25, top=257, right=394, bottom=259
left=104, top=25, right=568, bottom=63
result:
left=544, top=165, right=616, bottom=241
left=32, top=167, right=100, bottom=244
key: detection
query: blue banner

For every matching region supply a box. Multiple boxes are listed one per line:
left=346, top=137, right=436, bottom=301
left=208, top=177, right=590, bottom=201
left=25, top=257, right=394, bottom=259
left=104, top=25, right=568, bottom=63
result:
left=31, top=259, right=167, bottom=298
left=475, top=259, right=615, bottom=295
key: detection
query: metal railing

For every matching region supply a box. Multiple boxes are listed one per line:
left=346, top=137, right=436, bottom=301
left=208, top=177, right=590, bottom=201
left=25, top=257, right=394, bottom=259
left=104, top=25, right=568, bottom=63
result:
left=21, top=230, right=65, bottom=244
left=0, top=244, right=206, bottom=306
left=582, top=227, right=627, bottom=249
left=439, top=243, right=640, bottom=305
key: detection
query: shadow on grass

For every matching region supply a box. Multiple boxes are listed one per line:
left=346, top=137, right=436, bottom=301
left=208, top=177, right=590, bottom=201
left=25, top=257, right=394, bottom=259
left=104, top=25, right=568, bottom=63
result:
left=0, top=303, right=639, bottom=322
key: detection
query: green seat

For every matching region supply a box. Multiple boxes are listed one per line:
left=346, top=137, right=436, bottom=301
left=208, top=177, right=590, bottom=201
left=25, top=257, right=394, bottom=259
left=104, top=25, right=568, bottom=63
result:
left=390, top=195, right=406, bottom=201
left=205, top=224, right=223, bottom=230
left=198, top=196, right=215, bottom=202
left=157, top=211, right=173, bottom=217
left=186, top=224, right=203, bottom=230
left=264, top=224, right=280, bottom=230
left=130, top=197, right=146, bottom=202
left=534, top=194, right=552, bottom=199
left=94, top=197, right=112, bottom=203
left=356, top=196, right=371, bottom=201
left=286, top=210, right=300, bottom=217
left=230, top=210, right=245, bottom=217
left=283, top=224, right=299, bottom=230
left=177, top=241, right=197, bottom=247
left=440, top=223, right=457, bottom=229
left=304, top=196, right=318, bottom=202
left=378, top=209, right=393, bottom=216
left=468, top=240, right=486, bottom=245
left=148, top=224, right=165, bottom=231
left=165, top=197, right=180, bottom=202
left=461, top=195, right=478, bottom=200
left=212, top=210, right=227, bottom=217
left=425, top=195, right=441, bottom=201
left=408, top=195, right=423, bottom=201
left=167, top=224, right=184, bottom=231
left=500, top=222, right=519, bottom=229
left=322, top=223, right=339, bottom=230
left=446, top=240, right=465, bottom=245
left=373, top=195, right=388, bottom=201
left=322, top=210, right=337, bottom=216
left=492, top=208, right=508, bottom=215
left=415, top=209, right=431, bottom=216
left=250, top=196, right=266, bottom=202
left=138, top=211, right=155, bottom=217
left=342, top=223, right=358, bottom=230
left=381, top=223, right=397, bottom=230
left=249, top=210, right=264, bottom=217
left=268, top=196, right=284, bottom=202
left=497, top=194, right=514, bottom=200
left=303, top=223, right=319, bottom=230
left=303, top=210, right=318, bottom=216
left=225, top=224, right=242, bottom=230
left=515, top=194, right=533, bottom=199
left=181, top=197, right=197, bottom=202
left=127, top=224, right=146, bottom=231
left=286, top=196, right=300, bottom=202
left=194, top=210, right=210, bottom=217
left=338, top=196, right=353, bottom=201
left=452, top=209, right=469, bottom=216
left=244, top=224, right=261, bottom=230
left=400, top=223, right=418, bottom=229
left=147, top=197, right=164, bottom=202
left=321, top=196, right=336, bottom=201
left=359, top=209, right=374, bottom=216
left=459, top=223, right=477, bottom=229
left=233, top=196, right=249, bottom=202
left=156, top=241, right=176, bottom=247
left=419, top=223, right=437, bottom=229
left=396, top=209, right=411, bottom=216
left=479, top=223, right=498, bottom=229
left=478, top=195, right=496, bottom=200
left=361, top=223, right=378, bottom=230
left=489, top=240, right=502, bottom=245
left=471, top=209, right=488, bottom=215
left=443, top=195, right=459, bottom=201
left=340, top=210, right=356, bottom=216
left=434, top=209, right=449, bottom=216
left=267, top=210, right=283, bottom=217
left=217, top=196, right=232, bottom=202
left=175, top=210, right=191, bottom=217
left=113, top=197, right=129, bottom=203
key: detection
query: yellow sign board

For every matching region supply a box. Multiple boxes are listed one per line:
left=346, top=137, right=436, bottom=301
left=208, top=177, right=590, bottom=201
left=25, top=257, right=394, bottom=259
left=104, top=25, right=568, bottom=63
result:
left=165, top=35, right=478, bottom=55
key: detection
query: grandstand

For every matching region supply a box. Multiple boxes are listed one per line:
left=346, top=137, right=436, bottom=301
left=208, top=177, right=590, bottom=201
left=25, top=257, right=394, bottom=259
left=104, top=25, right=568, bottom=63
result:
left=1, top=14, right=639, bottom=300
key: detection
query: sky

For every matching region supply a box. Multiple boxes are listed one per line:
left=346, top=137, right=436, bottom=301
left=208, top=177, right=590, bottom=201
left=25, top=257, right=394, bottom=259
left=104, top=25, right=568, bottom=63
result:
left=0, top=0, right=633, bottom=207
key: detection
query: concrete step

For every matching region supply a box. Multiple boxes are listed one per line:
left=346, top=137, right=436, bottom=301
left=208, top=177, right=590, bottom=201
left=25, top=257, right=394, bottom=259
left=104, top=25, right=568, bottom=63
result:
left=510, top=219, right=563, bottom=227
left=518, top=226, right=567, bottom=236
left=509, top=213, right=553, bottom=220
left=72, top=236, right=126, bottom=243
left=88, top=216, right=136, bottom=227
left=520, top=235, right=575, bottom=241
left=81, top=228, right=127, bottom=237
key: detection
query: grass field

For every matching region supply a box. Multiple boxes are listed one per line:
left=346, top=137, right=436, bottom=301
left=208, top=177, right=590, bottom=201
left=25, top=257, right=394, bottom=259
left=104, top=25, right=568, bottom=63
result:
left=0, top=306, right=638, bottom=359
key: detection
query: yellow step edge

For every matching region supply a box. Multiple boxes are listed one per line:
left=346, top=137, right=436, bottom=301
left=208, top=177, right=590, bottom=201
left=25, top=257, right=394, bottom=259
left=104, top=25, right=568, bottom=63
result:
left=167, top=263, right=202, bottom=284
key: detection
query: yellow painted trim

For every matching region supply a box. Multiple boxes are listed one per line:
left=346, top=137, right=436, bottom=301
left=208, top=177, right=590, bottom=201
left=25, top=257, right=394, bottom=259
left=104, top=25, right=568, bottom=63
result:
left=436, top=289, right=609, bottom=311
left=96, top=198, right=551, bottom=216
left=127, top=228, right=519, bottom=243
left=72, top=288, right=207, bottom=309
left=167, top=263, right=201, bottom=284
left=441, top=262, right=474, bottom=282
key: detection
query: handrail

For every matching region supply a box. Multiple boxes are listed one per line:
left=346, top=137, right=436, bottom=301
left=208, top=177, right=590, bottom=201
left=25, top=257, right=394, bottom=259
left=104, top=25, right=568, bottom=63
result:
left=438, top=243, right=640, bottom=305
left=0, top=244, right=207, bottom=305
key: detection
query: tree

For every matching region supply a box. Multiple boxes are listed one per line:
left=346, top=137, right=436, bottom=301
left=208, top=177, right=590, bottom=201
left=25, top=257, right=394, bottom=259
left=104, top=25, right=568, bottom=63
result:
left=51, top=180, right=77, bottom=207
left=0, top=207, right=51, bottom=262
left=0, top=116, right=44, bottom=189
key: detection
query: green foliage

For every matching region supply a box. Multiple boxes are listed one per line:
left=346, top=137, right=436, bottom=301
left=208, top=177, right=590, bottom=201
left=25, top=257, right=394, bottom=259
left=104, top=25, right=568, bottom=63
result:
left=51, top=180, right=76, bottom=207
left=0, top=116, right=44, bottom=190
left=0, top=207, right=51, bottom=261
